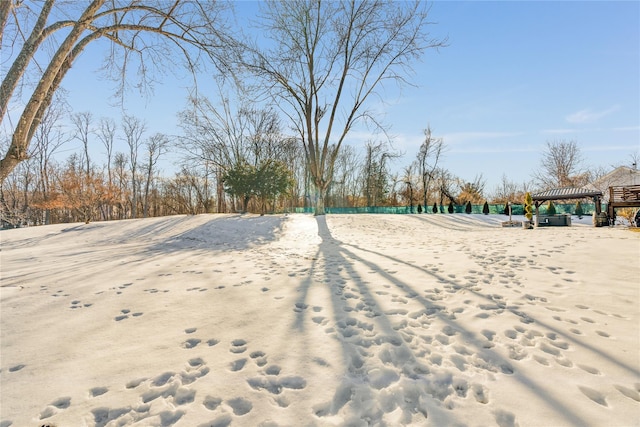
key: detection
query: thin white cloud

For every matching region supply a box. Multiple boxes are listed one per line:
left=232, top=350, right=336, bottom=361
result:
left=565, top=105, right=620, bottom=124
left=449, top=145, right=538, bottom=154
left=612, top=125, right=640, bottom=132
left=439, top=131, right=523, bottom=145
left=542, top=126, right=639, bottom=135
left=541, top=128, right=577, bottom=135
left=582, top=144, right=640, bottom=152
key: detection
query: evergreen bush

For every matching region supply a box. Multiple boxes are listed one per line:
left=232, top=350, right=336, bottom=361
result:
left=482, top=201, right=490, bottom=215
left=448, top=201, right=454, bottom=214
left=547, top=201, right=556, bottom=215
left=465, top=201, right=472, bottom=214
left=524, top=192, right=533, bottom=221
left=574, top=201, right=583, bottom=219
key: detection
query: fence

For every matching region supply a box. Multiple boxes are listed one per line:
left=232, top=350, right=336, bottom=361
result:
left=291, top=203, right=602, bottom=216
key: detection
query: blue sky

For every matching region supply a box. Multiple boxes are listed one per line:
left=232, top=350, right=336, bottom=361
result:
left=59, top=0, right=639, bottom=191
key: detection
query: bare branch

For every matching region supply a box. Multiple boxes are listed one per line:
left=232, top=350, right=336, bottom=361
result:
left=1, top=0, right=237, bottom=183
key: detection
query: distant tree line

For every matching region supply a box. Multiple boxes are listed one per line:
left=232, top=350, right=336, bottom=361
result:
left=3, top=100, right=623, bottom=227
left=1, top=105, right=451, bottom=225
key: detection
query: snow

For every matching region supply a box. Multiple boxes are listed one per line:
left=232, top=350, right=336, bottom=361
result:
left=1, top=213, right=639, bottom=427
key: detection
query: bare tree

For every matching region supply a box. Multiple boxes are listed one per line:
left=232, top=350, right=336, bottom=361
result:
left=71, top=111, right=94, bottom=176
left=402, top=164, right=417, bottom=212
left=112, top=152, right=129, bottom=219
left=164, top=166, right=213, bottom=215
left=0, top=154, right=37, bottom=227
left=243, top=107, right=285, bottom=166
left=361, top=141, right=398, bottom=207
left=535, top=140, right=587, bottom=189
left=280, top=137, right=307, bottom=210
left=122, top=115, right=146, bottom=219
left=142, top=133, right=169, bottom=218
left=178, top=94, right=249, bottom=205
left=457, top=174, right=486, bottom=204
left=32, top=98, right=71, bottom=224
left=491, top=174, right=519, bottom=204
left=436, top=168, right=458, bottom=207
left=1, top=0, right=236, bottom=183
left=490, top=173, right=531, bottom=205
left=96, top=117, right=116, bottom=219
left=331, top=145, right=361, bottom=208
left=629, top=151, right=639, bottom=170
left=241, top=0, right=446, bottom=214
left=415, top=125, right=444, bottom=209
left=178, top=96, right=235, bottom=212
left=178, top=92, right=298, bottom=213
left=53, top=153, right=110, bottom=224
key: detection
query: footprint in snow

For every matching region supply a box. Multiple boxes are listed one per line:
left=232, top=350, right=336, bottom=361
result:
left=39, top=396, right=71, bottom=420
left=614, top=385, right=640, bottom=402
left=250, top=350, right=268, bottom=367
left=114, top=308, right=143, bottom=321
left=472, top=384, right=489, bottom=403
left=579, top=386, right=608, bottom=407
left=182, top=338, right=201, bottom=349
left=70, top=300, right=93, bottom=309
left=577, top=364, right=601, bottom=375
left=227, top=397, right=253, bottom=416
left=230, top=339, right=247, bottom=354
left=230, top=359, right=247, bottom=372
left=89, top=386, right=108, bottom=397
left=293, top=302, right=308, bottom=312
left=494, top=409, right=518, bottom=427
left=126, top=377, right=147, bottom=389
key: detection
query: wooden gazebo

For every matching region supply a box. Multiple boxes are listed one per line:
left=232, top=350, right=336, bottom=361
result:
left=607, top=185, right=640, bottom=219
left=531, top=187, right=603, bottom=227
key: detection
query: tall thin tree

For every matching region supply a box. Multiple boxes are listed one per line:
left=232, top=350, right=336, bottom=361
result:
left=242, top=0, right=446, bottom=214
left=142, top=133, right=168, bottom=218
left=415, top=125, right=444, bottom=209
left=122, top=115, right=146, bottom=219
left=535, top=140, right=587, bottom=189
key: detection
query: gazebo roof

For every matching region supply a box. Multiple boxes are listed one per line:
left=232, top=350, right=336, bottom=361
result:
left=531, top=187, right=603, bottom=202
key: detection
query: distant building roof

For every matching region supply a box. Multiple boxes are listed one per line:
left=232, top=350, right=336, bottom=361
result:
left=588, top=165, right=640, bottom=192
left=532, top=187, right=603, bottom=202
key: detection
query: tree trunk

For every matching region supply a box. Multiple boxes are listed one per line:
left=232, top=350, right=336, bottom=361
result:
left=143, top=165, right=152, bottom=218
left=131, top=176, right=137, bottom=219
left=243, top=195, right=250, bottom=213
left=313, top=181, right=327, bottom=216
left=0, top=151, right=25, bottom=184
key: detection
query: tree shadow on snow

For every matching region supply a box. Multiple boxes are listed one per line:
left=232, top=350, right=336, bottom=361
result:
left=141, top=214, right=287, bottom=255
left=291, top=215, right=604, bottom=426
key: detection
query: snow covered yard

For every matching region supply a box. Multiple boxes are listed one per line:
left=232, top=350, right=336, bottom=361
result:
left=1, top=213, right=638, bottom=427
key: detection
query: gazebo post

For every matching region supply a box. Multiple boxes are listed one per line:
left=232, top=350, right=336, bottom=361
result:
left=534, top=202, right=540, bottom=227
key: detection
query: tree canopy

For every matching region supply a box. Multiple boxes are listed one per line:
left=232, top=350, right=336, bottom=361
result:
left=240, top=0, right=446, bottom=214
left=223, top=160, right=293, bottom=213
left=1, top=0, right=236, bottom=183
